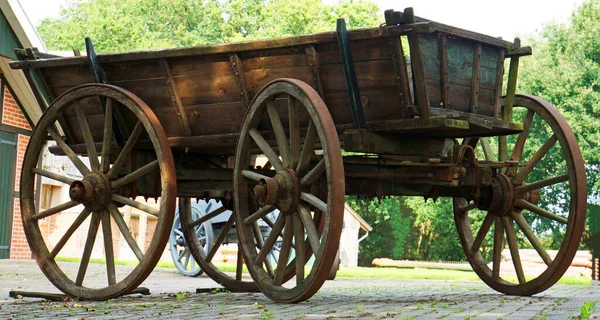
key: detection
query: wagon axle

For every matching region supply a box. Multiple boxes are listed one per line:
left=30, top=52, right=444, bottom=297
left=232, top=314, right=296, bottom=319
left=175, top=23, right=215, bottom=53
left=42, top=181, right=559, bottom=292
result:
left=253, top=168, right=300, bottom=214
left=69, top=172, right=112, bottom=211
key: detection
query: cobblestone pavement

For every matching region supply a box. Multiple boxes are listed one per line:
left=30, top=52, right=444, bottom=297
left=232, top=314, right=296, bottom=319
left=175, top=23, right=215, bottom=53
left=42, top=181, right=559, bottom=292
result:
left=1, top=260, right=599, bottom=319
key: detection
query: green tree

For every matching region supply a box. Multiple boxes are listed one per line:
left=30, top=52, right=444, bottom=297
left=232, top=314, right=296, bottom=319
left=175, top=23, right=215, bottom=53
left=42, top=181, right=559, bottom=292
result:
left=518, top=0, right=600, bottom=198
left=37, top=0, right=381, bottom=52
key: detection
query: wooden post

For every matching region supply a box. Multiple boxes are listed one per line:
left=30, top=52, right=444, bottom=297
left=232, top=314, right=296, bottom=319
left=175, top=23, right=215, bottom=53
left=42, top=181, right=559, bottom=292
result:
left=159, top=59, right=192, bottom=136
left=229, top=53, right=250, bottom=109
left=504, top=38, right=521, bottom=122
left=388, top=36, right=412, bottom=116
left=439, top=35, right=449, bottom=109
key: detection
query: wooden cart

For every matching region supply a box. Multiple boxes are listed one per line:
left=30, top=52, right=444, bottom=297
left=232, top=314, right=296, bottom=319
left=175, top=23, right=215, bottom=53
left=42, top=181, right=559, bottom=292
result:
left=10, top=7, right=586, bottom=303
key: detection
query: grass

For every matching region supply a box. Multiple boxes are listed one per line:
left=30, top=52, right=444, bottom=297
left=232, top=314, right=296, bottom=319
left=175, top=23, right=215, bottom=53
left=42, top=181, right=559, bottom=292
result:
left=53, top=257, right=591, bottom=285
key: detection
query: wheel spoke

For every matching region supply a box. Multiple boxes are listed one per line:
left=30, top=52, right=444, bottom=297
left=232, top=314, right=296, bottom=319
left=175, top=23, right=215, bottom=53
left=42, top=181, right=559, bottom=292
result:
left=108, top=204, right=143, bottom=261
left=508, top=110, right=535, bottom=168
left=184, top=249, right=191, bottom=269
left=190, top=206, right=227, bottom=228
left=236, top=248, right=244, bottom=281
left=288, top=96, right=301, bottom=169
left=207, top=215, right=234, bottom=262
left=510, top=211, right=553, bottom=266
left=458, top=201, right=477, bottom=213
left=502, top=215, right=526, bottom=284
left=178, top=248, right=187, bottom=261
left=111, top=194, right=159, bottom=217
left=266, top=100, right=291, bottom=167
left=492, top=217, right=504, bottom=279
left=300, top=192, right=327, bottom=212
left=499, top=136, right=508, bottom=162
left=31, top=200, right=79, bottom=220
left=514, top=198, right=568, bottom=224
left=101, top=211, right=116, bottom=285
left=243, top=205, right=275, bottom=225
left=513, top=134, right=557, bottom=184
left=293, top=215, right=306, bottom=285
left=76, top=212, right=101, bottom=286
left=49, top=208, right=92, bottom=260
left=108, top=122, right=143, bottom=179
left=274, top=215, right=293, bottom=285
left=241, top=170, right=269, bottom=182
left=33, top=168, right=75, bottom=185
left=111, top=160, right=159, bottom=189
left=300, top=158, right=325, bottom=187
left=471, top=213, right=495, bottom=253
left=253, top=221, right=274, bottom=277
left=480, top=137, right=495, bottom=161
left=75, top=103, right=100, bottom=172
left=255, top=214, right=285, bottom=265
left=296, top=121, right=317, bottom=176
left=298, top=204, right=320, bottom=254
left=100, top=98, right=113, bottom=173
left=515, top=174, right=569, bottom=195
left=249, top=128, right=284, bottom=171
left=47, top=127, right=91, bottom=176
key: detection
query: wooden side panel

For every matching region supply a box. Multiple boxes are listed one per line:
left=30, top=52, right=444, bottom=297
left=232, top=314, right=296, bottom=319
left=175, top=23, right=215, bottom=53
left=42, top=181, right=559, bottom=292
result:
left=419, top=33, right=500, bottom=117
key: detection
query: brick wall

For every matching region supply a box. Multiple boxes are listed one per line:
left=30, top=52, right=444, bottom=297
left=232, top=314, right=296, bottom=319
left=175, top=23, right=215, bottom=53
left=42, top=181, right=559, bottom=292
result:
left=1, top=83, right=33, bottom=259
left=2, top=88, right=31, bottom=130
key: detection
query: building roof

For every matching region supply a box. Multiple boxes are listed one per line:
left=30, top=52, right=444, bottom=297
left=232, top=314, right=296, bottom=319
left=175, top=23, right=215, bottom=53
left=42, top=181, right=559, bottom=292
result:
left=344, top=203, right=373, bottom=232
left=0, top=0, right=45, bottom=125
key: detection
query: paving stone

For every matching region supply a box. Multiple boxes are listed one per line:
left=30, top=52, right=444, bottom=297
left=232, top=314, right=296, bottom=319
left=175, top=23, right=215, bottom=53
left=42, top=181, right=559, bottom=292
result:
left=1, top=260, right=599, bottom=319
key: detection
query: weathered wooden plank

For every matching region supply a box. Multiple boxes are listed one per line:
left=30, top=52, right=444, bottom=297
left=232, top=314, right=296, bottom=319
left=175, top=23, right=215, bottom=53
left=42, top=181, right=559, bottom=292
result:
left=229, top=53, right=250, bottom=108
left=470, top=43, right=482, bottom=113
left=504, top=38, right=521, bottom=121
left=243, top=66, right=313, bottom=98
left=159, top=59, right=192, bottom=136
left=11, top=24, right=440, bottom=70
left=319, top=58, right=396, bottom=93
left=184, top=102, right=246, bottom=136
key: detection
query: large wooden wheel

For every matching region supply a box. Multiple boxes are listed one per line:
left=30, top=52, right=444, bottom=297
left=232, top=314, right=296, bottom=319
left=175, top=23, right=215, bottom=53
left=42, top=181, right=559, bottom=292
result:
left=454, top=94, right=586, bottom=295
left=180, top=198, right=259, bottom=291
left=233, top=79, right=345, bottom=303
left=170, top=202, right=213, bottom=277
left=20, top=84, right=176, bottom=300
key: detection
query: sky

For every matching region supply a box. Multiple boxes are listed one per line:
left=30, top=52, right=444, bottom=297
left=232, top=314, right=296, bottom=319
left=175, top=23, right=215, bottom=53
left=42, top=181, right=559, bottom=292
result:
left=18, top=0, right=583, bottom=41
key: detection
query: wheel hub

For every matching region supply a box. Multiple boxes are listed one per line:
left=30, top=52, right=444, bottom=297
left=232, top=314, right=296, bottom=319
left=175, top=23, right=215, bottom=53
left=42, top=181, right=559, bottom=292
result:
left=485, top=174, right=515, bottom=217
left=253, top=168, right=300, bottom=214
left=69, top=172, right=112, bottom=211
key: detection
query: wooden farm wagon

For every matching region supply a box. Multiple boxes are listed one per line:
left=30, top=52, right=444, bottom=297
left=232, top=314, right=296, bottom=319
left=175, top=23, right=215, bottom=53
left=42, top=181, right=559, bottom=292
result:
left=10, top=7, right=586, bottom=303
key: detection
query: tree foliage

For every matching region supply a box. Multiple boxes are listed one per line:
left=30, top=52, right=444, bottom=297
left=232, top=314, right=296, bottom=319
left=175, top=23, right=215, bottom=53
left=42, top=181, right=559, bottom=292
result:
left=518, top=0, right=600, bottom=198
left=37, top=0, right=380, bottom=53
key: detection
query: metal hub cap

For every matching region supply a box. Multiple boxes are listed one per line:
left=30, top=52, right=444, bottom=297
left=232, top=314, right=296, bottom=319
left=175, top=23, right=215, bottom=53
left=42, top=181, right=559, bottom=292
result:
left=69, top=172, right=112, bottom=211
left=253, top=168, right=300, bottom=214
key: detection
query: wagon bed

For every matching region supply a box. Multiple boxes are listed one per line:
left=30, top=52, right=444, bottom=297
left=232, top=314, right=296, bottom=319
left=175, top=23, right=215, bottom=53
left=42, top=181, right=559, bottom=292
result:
left=12, top=12, right=522, bottom=154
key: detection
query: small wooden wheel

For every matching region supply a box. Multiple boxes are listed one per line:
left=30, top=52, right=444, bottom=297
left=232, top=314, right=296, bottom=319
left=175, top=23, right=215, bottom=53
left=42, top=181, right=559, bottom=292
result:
left=20, top=84, right=176, bottom=300
left=454, top=94, right=586, bottom=295
left=180, top=198, right=259, bottom=291
left=233, top=79, right=345, bottom=303
left=170, top=202, right=213, bottom=277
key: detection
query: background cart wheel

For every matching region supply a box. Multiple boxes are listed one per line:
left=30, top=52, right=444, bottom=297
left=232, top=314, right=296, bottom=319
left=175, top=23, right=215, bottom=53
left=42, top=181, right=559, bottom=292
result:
left=20, top=84, right=176, bottom=300
left=180, top=198, right=259, bottom=291
left=170, top=202, right=213, bottom=277
left=233, top=79, right=344, bottom=303
left=454, top=94, right=586, bottom=296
